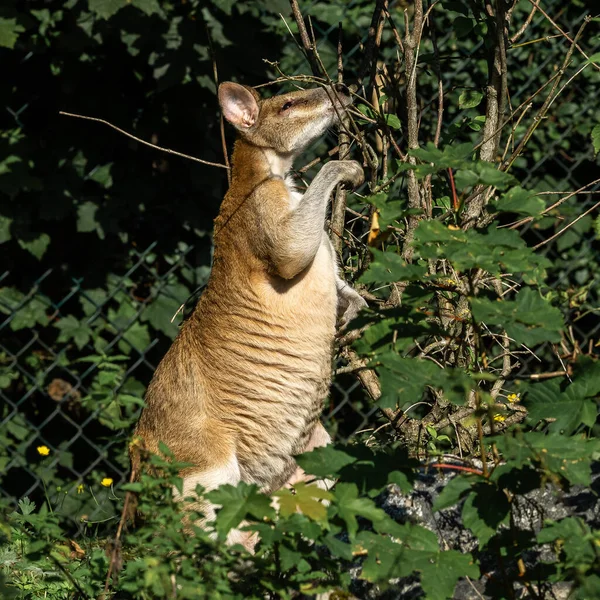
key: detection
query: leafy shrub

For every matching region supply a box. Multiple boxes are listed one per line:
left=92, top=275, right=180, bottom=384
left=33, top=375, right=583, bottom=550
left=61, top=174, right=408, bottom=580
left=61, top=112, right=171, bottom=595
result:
left=1, top=0, right=599, bottom=598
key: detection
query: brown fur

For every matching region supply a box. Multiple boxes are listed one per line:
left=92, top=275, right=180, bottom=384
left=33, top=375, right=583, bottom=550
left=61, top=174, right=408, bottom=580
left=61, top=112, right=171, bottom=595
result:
left=132, top=82, right=365, bottom=546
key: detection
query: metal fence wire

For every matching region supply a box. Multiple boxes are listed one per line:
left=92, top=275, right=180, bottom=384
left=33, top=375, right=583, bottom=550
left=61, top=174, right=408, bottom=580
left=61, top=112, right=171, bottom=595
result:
left=1, top=0, right=599, bottom=524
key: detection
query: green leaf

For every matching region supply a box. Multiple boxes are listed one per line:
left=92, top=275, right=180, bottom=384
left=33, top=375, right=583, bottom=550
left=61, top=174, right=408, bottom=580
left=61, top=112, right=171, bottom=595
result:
left=461, top=482, right=510, bottom=548
left=377, top=352, right=475, bottom=410
left=0, top=155, right=22, bottom=176
left=384, top=114, right=401, bottom=129
left=323, top=533, right=353, bottom=560
left=410, top=142, right=473, bottom=168
left=0, top=215, right=12, bottom=243
left=0, top=368, right=18, bottom=390
left=404, top=549, right=479, bottom=600
left=206, top=482, right=274, bottom=540
left=298, top=443, right=416, bottom=498
left=0, top=18, right=25, bottom=49
left=274, top=482, right=332, bottom=522
left=537, top=517, right=596, bottom=570
left=358, top=527, right=477, bottom=597
left=278, top=544, right=310, bottom=572
left=578, top=576, right=600, bottom=600
left=356, top=530, right=404, bottom=582
left=592, top=124, right=600, bottom=156
left=0, top=289, right=51, bottom=331
left=141, top=283, right=190, bottom=338
left=356, top=104, right=376, bottom=119
left=88, top=0, right=124, bottom=20
left=432, top=474, right=475, bottom=511
left=80, top=288, right=108, bottom=316
left=491, top=186, right=545, bottom=216
left=414, top=220, right=551, bottom=284
left=458, top=90, right=483, bottom=109
left=77, top=201, right=103, bottom=237
left=454, top=162, right=515, bottom=190
left=360, top=249, right=428, bottom=284
left=88, top=163, right=113, bottom=188
left=453, top=15, right=474, bottom=38
left=18, top=497, right=36, bottom=515
left=119, top=321, right=151, bottom=353
left=471, top=288, right=563, bottom=346
left=107, top=302, right=151, bottom=352
left=130, top=0, right=162, bottom=16
left=494, top=430, right=598, bottom=486
left=586, top=53, right=600, bottom=64
left=524, top=364, right=599, bottom=434
left=296, top=445, right=357, bottom=479
left=18, top=233, right=51, bottom=260
left=54, top=315, right=93, bottom=349
left=333, top=483, right=387, bottom=538
left=568, top=357, right=600, bottom=398
left=363, top=192, right=410, bottom=228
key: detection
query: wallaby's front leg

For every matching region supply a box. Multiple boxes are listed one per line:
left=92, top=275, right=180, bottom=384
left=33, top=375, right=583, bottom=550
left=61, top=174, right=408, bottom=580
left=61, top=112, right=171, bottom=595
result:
left=270, top=160, right=363, bottom=279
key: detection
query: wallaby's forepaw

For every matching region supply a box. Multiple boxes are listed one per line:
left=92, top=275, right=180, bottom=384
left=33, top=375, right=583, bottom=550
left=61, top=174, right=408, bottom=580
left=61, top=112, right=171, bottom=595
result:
left=338, top=295, right=368, bottom=330
left=324, top=160, right=364, bottom=189
left=337, top=284, right=368, bottom=330
left=339, top=160, right=364, bottom=189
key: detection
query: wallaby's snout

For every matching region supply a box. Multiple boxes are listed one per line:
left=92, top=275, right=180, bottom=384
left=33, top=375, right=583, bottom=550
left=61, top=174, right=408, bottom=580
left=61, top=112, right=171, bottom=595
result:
left=332, top=82, right=350, bottom=100
left=218, top=82, right=353, bottom=155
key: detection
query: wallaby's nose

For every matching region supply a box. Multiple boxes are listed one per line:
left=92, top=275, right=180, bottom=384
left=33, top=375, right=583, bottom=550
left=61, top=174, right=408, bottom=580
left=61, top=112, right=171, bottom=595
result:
left=334, top=83, right=350, bottom=97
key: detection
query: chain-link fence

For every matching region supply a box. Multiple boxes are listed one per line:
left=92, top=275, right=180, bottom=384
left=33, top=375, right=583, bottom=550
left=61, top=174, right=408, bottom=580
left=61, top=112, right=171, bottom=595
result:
left=1, top=0, right=599, bottom=522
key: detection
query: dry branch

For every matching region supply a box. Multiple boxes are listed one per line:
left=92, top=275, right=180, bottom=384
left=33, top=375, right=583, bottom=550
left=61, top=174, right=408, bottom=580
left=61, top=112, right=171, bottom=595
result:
left=59, top=111, right=229, bottom=170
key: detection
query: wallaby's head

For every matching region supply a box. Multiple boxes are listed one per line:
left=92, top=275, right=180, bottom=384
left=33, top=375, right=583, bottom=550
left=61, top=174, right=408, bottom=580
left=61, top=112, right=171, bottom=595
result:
left=218, top=82, right=352, bottom=155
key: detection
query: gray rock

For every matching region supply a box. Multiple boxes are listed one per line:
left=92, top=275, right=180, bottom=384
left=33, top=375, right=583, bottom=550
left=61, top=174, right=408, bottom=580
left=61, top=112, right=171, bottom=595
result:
left=349, top=462, right=599, bottom=599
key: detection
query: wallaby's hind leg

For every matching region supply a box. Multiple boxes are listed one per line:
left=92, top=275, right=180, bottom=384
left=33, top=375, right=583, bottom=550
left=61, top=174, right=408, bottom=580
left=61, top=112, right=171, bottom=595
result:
left=286, top=422, right=334, bottom=491
left=176, top=455, right=257, bottom=552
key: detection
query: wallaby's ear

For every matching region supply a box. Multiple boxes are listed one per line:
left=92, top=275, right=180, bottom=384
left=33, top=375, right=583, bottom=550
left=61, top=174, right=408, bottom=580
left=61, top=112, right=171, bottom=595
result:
left=218, top=82, right=259, bottom=130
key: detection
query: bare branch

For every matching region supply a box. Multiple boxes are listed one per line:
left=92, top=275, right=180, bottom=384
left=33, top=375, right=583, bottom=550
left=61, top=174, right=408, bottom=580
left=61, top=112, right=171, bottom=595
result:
left=205, top=23, right=231, bottom=185
left=289, top=0, right=322, bottom=76
left=59, top=111, right=230, bottom=170
left=533, top=199, right=600, bottom=250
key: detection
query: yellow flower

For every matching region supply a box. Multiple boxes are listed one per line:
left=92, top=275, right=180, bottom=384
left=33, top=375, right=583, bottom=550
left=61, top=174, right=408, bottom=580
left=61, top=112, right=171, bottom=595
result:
left=493, top=414, right=506, bottom=423
left=100, top=478, right=113, bottom=487
left=37, top=445, right=50, bottom=456
left=507, top=393, right=520, bottom=403
left=77, top=484, right=85, bottom=494
left=440, top=278, right=458, bottom=287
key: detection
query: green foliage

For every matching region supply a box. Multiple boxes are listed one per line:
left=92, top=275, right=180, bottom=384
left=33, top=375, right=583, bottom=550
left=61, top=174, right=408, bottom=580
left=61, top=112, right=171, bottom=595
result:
left=1, top=443, right=479, bottom=599
left=471, top=288, right=563, bottom=346
left=592, top=123, right=600, bottom=155
left=413, top=221, right=551, bottom=285
left=0, top=18, right=24, bottom=49
left=537, top=517, right=600, bottom=590
left=1, top=0, right=598, bottom=598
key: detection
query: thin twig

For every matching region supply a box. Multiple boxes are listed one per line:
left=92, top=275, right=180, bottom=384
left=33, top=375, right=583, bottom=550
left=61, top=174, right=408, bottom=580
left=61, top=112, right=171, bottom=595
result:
left=359, top=0, right=389, bottom=90
left=526, top=2, right=600, bottom=71
left=510, top=1, right=538, bottom=44
left=331, top=23, right=350, bottom=256
left=288, top=0, right=322, bottom=76
left=533, top=199, right=600, bottom=250
left=506, top=177, right=600, bottom=229
left=102, top=472, right=137, bottom=598
left=59, top=111, right=229, bottom=170
left=205, top=23, right=231, bottom=185
left=502, top=16, right=590, bottom=172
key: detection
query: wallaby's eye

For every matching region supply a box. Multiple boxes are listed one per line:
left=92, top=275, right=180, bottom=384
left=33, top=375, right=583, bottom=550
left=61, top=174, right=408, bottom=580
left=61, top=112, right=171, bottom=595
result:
left=281, top=101, right=293, bottom=111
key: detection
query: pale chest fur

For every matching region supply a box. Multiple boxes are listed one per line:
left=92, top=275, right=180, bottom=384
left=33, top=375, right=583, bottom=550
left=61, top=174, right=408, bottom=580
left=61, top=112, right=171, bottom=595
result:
left=200, top=180, right=338, bottom=487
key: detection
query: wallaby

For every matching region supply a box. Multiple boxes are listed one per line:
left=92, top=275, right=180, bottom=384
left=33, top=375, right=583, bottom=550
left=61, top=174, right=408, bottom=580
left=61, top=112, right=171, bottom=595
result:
left=132, top=81, right=366, bottom=548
